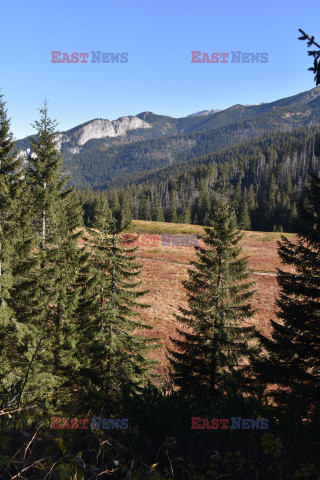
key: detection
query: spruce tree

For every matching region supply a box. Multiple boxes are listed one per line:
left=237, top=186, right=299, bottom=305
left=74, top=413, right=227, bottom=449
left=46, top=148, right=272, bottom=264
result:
left=253, top=171, right=320, bottom=414
left=152, top=193, right=165, bottom=222
left=14, top=101, right=87, bottom=409
left=168, top=196, right=257, bottom=402
left=238, top=201, right=251, bottom=230
left=0, top=93, right=28, bottom=388
left=251, top=31, right=320, bottom=415
left=138, top=193, right=151, bottom=221
left=167, top=188, right=178, bottom=223
left=179, top=200, right=191, bottom=224
left=77, top=204, right=157, bottom=407
left=0, top=95, right=17, bottom=336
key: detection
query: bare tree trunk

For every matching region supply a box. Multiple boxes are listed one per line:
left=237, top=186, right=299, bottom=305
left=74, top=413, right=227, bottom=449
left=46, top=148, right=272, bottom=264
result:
left=210, top=258, right=222, bottom=409
left=41, top=181, right=46, bottom=251
left=100, top=226, right=105, bottom=326
left=0, top=156, right=2, bottom=306
left=108, top=232, right=116, bottom=387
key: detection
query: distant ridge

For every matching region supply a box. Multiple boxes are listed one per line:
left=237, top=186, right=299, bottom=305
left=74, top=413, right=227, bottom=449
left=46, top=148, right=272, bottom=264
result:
left=16, top=85, right=320, bottom=188
left=187, top=109, right=221, bottom=117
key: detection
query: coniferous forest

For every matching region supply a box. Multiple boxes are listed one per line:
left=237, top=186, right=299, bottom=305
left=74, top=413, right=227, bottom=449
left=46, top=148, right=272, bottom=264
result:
left=76, top=125, right=320, bottom=233
left=1, top=29, right=320, bottom=480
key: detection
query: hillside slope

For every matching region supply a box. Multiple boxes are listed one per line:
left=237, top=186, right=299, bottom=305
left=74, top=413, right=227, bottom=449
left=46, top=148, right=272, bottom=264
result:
left=16, top=86, right=320, bottom=188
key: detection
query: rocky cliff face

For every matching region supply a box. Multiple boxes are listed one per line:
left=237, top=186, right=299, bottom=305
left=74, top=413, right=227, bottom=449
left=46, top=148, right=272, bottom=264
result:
left=54, top=116, right=152, bottom=153
left=18, top=115, right=152, bottom=156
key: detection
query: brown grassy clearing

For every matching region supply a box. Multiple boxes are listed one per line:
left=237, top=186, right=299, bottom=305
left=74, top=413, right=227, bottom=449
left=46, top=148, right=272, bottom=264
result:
left=79, top=221, right=296, bottom=381
left=120, top=222, right=295, bottom=377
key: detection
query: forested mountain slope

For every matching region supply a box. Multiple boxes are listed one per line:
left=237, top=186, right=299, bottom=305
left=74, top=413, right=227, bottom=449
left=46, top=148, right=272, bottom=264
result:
left=78, top=126, right=320, bottom=233
left=16, top=86, right=320, bottom=189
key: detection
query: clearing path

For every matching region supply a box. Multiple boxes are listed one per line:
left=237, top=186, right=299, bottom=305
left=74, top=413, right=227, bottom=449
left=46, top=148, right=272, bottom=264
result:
left=137, top=256, right=277, bottom=276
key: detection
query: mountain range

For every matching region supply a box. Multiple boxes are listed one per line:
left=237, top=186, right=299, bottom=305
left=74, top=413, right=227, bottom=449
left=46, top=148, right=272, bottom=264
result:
left=16, top=86, right=320, bottom=189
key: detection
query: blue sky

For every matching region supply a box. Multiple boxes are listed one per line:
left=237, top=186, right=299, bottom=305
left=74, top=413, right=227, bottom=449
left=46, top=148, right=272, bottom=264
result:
left=1, top=0, right=319, bottom=139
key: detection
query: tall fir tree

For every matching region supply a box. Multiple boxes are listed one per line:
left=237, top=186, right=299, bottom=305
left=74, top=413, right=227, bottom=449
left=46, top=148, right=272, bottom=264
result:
left=77, top=204, right=157, bottom=409
left=238, top=201, right=251, bottom=230
left=0, top=93, right=29, bottom=391
left=179, top=199, right=191, bottom=224
left=167, top=188, right=178, bottom=223
left=138, top=193, right=152, bottom=221
left=14, top=101, right=88, bottom=409
left=152, top=192, right=165, bottom=222
left=253, top=170, right=320, bottom=415
left=168, top=196, right=257, bottom=402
